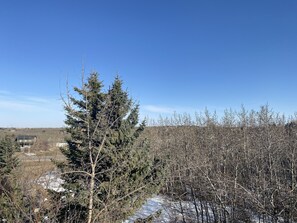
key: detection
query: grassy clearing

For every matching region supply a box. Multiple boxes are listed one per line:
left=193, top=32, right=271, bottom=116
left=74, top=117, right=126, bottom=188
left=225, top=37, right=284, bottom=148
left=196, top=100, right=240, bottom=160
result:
left=19, top=160, right=56, bottom=181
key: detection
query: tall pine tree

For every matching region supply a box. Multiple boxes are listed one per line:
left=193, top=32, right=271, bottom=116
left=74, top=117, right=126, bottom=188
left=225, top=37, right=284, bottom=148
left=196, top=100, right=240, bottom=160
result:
left=0, top=137, right=28, bottom=222
left=56, top=73, right=163, bottom=223
left=0, top=137, right=19, bottom=175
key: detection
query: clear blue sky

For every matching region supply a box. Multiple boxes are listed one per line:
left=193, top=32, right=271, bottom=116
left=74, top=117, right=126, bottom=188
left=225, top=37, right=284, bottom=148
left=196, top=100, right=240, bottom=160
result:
left=0, top=0, right=297, bottom=127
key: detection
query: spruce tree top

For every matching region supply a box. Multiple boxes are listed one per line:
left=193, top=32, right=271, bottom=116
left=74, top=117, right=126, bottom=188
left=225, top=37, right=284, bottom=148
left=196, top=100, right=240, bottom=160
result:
left=56, top=73, right=163, bottom=223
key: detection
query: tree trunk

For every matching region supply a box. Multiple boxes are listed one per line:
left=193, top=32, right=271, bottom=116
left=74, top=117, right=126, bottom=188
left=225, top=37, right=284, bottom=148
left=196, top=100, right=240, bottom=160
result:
left=88, top=165, right=96, bottom=223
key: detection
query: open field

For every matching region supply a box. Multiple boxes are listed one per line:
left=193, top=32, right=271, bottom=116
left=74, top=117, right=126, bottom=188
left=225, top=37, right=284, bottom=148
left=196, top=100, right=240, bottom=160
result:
left=0, top=127, right=67, bottom=154
left=0, top=128, right=67, bottom=182
left=0, top=127, right=66, bottom=142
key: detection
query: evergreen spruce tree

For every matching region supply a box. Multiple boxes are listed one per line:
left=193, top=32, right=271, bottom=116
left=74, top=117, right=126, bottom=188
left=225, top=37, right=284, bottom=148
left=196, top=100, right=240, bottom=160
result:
left=0, top=137, right=19, bottom=175
left=0, top=137, right=27, bottom=222
left=56, top=73, right=163, bottom=223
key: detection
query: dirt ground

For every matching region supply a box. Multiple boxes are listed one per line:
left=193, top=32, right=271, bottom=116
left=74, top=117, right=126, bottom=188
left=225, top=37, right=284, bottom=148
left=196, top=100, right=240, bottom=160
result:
left=0, top=128, right=67, bottom=183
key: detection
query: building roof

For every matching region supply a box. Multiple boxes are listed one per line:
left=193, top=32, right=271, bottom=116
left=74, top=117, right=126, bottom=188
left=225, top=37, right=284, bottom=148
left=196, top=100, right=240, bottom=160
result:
left=16, top=135, right=37, bottom=140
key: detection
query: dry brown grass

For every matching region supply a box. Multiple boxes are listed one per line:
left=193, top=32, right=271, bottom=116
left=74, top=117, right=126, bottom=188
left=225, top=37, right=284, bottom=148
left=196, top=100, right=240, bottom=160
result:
left=0, top=128, right=66, bottom=140
left=12, top=160, right=58, bottom=218
left=0, top=129, right=67, bottom=218
left=20, top=160, right=56, bottom=180
left=7, top=128, right=68, bottom=179
left=0, top=128, right=69, bottom=151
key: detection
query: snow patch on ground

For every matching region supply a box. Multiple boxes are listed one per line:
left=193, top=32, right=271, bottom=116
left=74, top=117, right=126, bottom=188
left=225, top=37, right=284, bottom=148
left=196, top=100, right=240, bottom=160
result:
left=37, top=171, right=65, bottom=192
left=124, top=196, right=170, bottom=223
left=35, top=174, right=290, bottom=223
left=25, top=152, right=36, bottom=156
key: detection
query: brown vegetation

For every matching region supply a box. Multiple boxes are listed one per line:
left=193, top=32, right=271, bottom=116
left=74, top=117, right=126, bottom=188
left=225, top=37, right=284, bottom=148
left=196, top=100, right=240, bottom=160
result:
left=2, top=105, right=297, bottom=222
left=143, top=105, right=297, bottom=222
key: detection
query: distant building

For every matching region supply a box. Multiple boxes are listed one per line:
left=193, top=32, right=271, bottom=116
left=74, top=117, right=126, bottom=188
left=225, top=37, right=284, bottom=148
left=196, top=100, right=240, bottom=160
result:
left=16, top=135, right=37, bottom=147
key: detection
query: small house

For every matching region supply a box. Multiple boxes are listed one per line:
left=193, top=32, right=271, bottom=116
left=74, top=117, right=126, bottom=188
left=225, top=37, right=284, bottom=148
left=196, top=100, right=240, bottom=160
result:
left=16, top=135, right=37, bottom=147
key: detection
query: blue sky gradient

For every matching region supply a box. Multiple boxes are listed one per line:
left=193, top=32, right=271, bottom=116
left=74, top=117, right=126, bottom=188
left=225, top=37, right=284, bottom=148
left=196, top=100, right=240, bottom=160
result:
left=0, top=0, right=297, bottom=127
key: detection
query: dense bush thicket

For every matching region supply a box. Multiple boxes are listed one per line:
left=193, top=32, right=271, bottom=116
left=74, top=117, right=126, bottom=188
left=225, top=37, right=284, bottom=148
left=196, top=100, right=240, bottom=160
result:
left=145, top=106, right=297, bottom=223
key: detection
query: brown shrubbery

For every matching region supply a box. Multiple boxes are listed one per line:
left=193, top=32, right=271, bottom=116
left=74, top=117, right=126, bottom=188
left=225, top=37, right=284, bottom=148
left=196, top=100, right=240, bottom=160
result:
left=145, top=105, right=297, bottom=222
left=2, top=105, right=297, bottom=222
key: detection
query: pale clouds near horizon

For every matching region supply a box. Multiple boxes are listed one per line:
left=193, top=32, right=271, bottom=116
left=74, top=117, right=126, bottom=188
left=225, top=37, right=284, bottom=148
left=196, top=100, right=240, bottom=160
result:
left=142, top=104, right=206, bottom=114
left=0, top=92, right=231, bottom=127
left=0, top=90, right=11, bottom=95
left=0, top=94, right=61, bottom=112
left=141, top=104, right=204, bottom=121
left=0, top=92, right=64, bottom=127
left=142, top=105, right=175, bottom=114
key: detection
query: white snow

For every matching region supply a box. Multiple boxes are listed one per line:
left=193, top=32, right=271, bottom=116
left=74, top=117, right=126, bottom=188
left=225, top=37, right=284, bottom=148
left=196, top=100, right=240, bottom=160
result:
left=25, top=152, right=36, bottom=156
left=37, top=171, right=65, bottom=192
left=124, top=196, right=170, bottom=223
left=35, top=173, right=291, bottom=223
left=56, top=142, right=68, bottom=148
